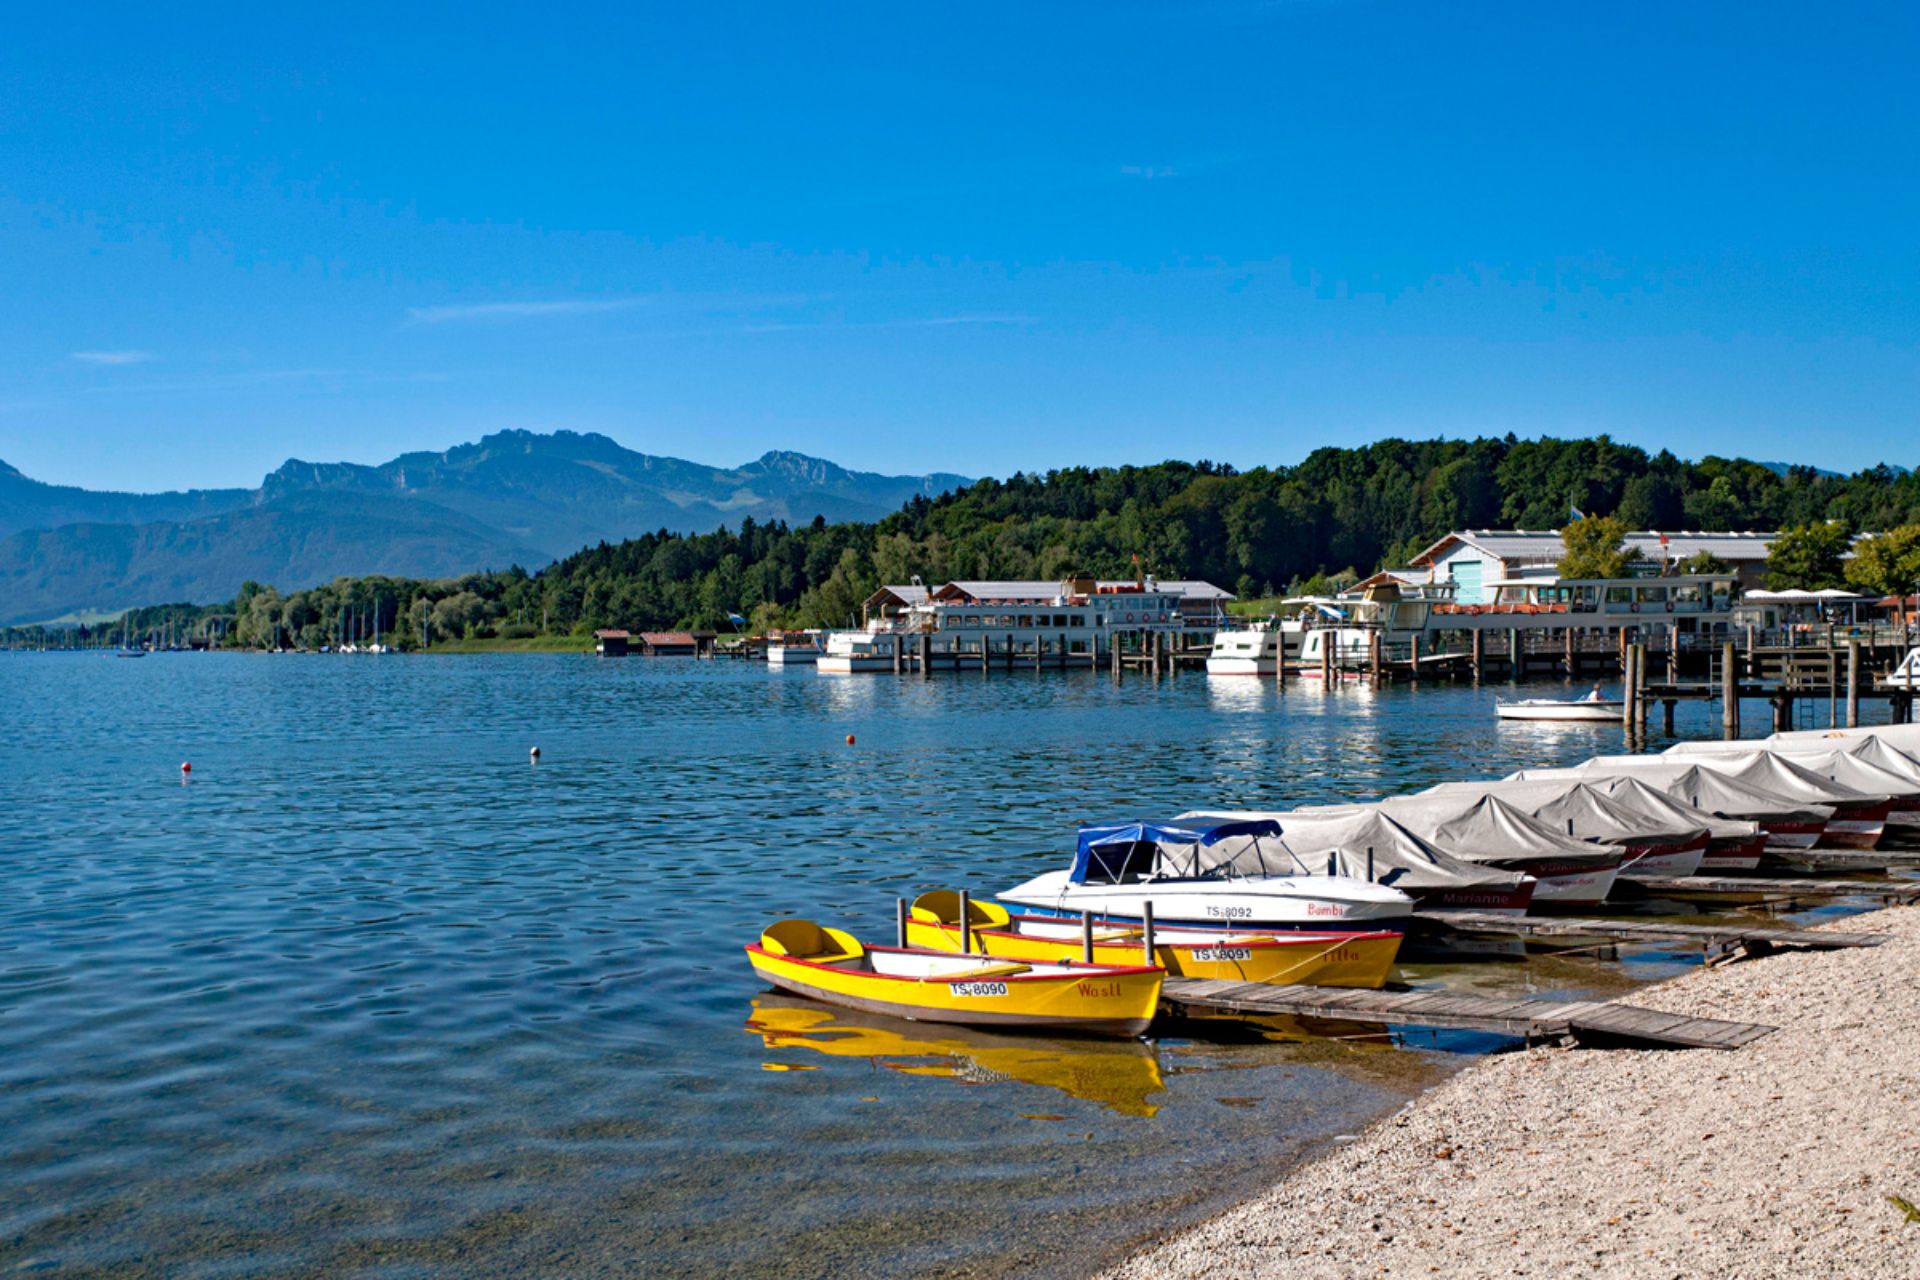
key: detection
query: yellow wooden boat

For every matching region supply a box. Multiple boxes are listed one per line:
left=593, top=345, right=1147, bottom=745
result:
left=906, top=891, right=1401, bottom=989
left=745, top=918, right=1163, bottom=1038
left=744, top=995, right=1167, bottom=1116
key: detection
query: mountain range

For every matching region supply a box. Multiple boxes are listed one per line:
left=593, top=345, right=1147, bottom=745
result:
left=0, top=431, right=970, bottom=624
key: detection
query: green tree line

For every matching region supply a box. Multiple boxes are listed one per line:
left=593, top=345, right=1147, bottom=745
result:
left=6, top=435, right=1919, bottom=647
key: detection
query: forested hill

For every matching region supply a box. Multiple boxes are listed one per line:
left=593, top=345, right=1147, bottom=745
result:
left=39, top=435, right=1920, bottom=648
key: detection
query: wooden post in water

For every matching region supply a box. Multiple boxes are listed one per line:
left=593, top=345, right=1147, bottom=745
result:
left=1722, top=641, right=1740, bottom=739
left=919, top=632, right=932, bottom=679
left=1847, top=639, right=1861, bottom=728
left=1369, top=630, right=1382, bottom=687
left=1663, top=698, right=1676, bottom=736
left=1634, top=643, right=1650, bottom=731
left=959, top=889, right=972, bottom=954
left=1509, top=627, right=1521, bottom=682
left=1321, top=634, right=1333, bottom=685
left=1564, top=626, right=1575, bottom=677
left=1081, top=911, right=1095, bottom=963
left=1470, top=628, right=1483, bottom=682
left=1622, top=643, right=1638, bottom=731
left=1746, top=624, right=1756, bottom=678
left=1141, top=900, right=1156, bottom=966
left=1410, top=633, right=1421, bottom=681
left=896, top=897, right=908, bottom=949
left=892, top=635, right=903, bottom=674
left=1667, top=623, right=1679, bottom=684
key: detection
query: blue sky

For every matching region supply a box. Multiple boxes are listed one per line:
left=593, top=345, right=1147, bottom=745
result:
left=2, top=2, right=1915, bottom=492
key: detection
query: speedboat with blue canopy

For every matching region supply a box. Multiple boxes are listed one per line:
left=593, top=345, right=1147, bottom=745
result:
left=998, top=817, right=1413, bottom=930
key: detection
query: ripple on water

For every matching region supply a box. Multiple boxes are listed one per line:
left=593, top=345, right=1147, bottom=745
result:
left=0, top=653, right=1757, bottom=1277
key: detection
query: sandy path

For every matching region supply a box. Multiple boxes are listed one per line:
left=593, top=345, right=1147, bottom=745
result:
left=1107, top=906, right=1920, bottom=1279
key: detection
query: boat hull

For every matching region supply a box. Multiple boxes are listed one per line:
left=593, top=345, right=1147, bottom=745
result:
left=766, top=649, right=820, bottom=666
left=1700, top=836, right=1766, bottom=872
left=1618, top=834, right=1707, bottom=877
left=906, top=916, right=1400, bottom=989
left=817, top=656, right=895, bottom=673
left=745, top=946, right=1161, bottom=1038
left=1205, top=657, right=1277, bottom=676
left=998, top=875, right=1413, bottom=931
left=1495, top=701, right=1623, bottom=722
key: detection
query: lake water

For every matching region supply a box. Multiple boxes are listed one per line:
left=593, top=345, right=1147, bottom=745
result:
left=0, top=655, right=1875, bottom=1277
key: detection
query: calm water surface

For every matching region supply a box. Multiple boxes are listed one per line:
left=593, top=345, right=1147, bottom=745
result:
left=0, top=655, right=1864, bottom=1277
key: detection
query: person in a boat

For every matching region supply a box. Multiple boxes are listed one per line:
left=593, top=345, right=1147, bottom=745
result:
left=1584, top=684, right=1606, bottom=702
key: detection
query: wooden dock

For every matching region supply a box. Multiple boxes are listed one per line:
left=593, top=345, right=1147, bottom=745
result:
left=1619, top=873, right=1920, bottom=903
left=1413, top=909, right=1885, bottom=963
left=1160, top=978, right=1775, bottom=1049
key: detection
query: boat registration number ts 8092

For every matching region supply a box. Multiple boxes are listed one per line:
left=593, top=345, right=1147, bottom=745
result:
left=948, top=980, right=1009, bottom=998
left=1188, top=946, right=1252, bottom=963
left=1205, top=905, right=1253, bottom=920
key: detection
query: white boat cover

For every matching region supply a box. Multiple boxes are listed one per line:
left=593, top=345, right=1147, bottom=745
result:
left=1594, top=752, right=1887, bottom=809
left=1510, top=760, right=1834, bottom=827
left=1179, top=808, right=1533, bottom=894
left=1552, top=775, right=1761, bottom=843
left=1771, top=724, right=1920, bottom=756
left=1308, top=794, right=1625, bottom=869
left=1664, top=741, right=1920, bottom=798
left=1418, top=778, right=1705, bottom=846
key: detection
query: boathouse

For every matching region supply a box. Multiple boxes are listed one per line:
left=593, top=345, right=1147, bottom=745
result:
left=1411, top=530, right=1779, bottom=604
left=637, top=631, right=699, bottom=656
left=594, top=629, right=631, bottom=656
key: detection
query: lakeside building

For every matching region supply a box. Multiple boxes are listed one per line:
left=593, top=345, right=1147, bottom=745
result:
left=1409, top=530, right=1779, bottom=604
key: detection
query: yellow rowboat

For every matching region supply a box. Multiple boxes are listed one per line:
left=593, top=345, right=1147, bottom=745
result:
left=744, top=995, right=1167, bottom=1116
left=906, top=892, right=1401, bottom=989
left=745, top=919, right=1163, bottom=1039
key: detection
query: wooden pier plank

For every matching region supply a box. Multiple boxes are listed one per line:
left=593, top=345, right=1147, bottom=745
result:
left=1621, top=873, right=1920, bottom=900
left=1157, top=979, right=1774, bottom=1049
left=1413, top=910, right=1886, bottom=951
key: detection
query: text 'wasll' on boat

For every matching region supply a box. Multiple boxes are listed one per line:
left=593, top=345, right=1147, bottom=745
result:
left=905, top=891, right=1402, bottom=989
left=1417, top=778, right=1707, bottom=877
left=997, top=818, right=1414, bottom=931
left=744, top=919, right=1164, bottom=1038
left=1177, top=807, right=1538, bottom=915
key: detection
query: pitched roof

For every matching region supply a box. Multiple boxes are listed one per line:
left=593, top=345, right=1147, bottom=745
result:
left=639, top=631, right=698, bottom=645
left=1411, top=529, right=1781, bottom=568
left=931, top=579, right=1233, bottom=603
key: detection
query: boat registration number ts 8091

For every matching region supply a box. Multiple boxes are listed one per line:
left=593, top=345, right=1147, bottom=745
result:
left=1188, top=946, right=1252, bottom=963
left=948, top=980, right=1009, bottom=998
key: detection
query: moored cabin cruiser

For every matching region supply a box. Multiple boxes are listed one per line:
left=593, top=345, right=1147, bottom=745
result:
left=766, top=630, right=825, bottom=666
left=817, top=630, right=901, bottom=673
left=999, top=818, right=1414, bottom=931
left=1205, top=625, right=1282, bottom=676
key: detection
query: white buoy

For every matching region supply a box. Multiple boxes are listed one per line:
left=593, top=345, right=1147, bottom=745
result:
left=530, top=746, right=541, bottom=763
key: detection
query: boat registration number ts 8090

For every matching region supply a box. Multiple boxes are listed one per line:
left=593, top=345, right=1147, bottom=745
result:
left=1188, top=946, right=1252, bottom=963
left=948, top=980, right=1009, bottom=998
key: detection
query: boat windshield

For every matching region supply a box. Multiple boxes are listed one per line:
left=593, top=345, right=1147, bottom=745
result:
left=1069, top=819, right=1286, bottom=884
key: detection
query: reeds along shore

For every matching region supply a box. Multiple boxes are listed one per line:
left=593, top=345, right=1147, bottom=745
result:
left=1104, top=904, right=1920, bottom=1280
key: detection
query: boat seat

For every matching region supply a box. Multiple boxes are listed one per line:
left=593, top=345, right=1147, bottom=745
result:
left=937, top=962, right=1032, bottom=980
left=1089, top=928, right=1139, bottom=942
left=760, top=918, right=866, bottom=964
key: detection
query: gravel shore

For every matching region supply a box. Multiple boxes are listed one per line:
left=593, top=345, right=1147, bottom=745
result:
left=1107, top=906, right=1920, bottom=1279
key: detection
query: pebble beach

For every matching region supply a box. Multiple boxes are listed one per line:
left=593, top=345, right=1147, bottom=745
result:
left=1108, top=905, right=1920, bottom=1279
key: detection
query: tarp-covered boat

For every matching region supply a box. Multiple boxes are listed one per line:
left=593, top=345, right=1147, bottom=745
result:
left=999, top=818, right=1414, bottom=931
left=1518, top=759, right=1836, bottom=852
left=1596, top=751, right=1890, bottom=850
left=1179, top=807, right=1538, bottom=915
left=1667, top=739, right=1920, bottom=829
left=1418, top=778, right=1707, bottom=876
left=745, top=919, right=1164, bottom=1038
left=1507, top=771, right=1766, bottom=870
left=1303, top=795, right=1626, bottom=907
left=906, top=892, right=1401, bottom=989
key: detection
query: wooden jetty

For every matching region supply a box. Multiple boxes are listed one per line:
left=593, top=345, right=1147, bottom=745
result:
left=1618, top=873, right=1920, bottom=904
left=1413, top=909, right=1885, bottom=964
left=1160, top=978, right=1775, bottom=1049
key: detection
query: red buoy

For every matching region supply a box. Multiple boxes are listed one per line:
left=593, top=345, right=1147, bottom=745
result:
left=180, top=762, right=192, bottom=774
left=845, top=734, right=856, bottom=746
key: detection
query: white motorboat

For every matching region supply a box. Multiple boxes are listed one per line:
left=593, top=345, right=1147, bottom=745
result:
left=766, top=631, right=824, bottom=666
left=1205, top=625, right=1281, bottom=676
left=817, top=630, right=901, bottom=673
left=1887, top=647, right=1920, bottom=691
left=1496, top=692, right=1622, bottom=722
left=999, top=819, right=1414, bottom=930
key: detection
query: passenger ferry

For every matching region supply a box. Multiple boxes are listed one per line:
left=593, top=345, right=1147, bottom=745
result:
left=1205, top=625, right=1282, bottom=676
left=817, top=630, right=901, bottom=674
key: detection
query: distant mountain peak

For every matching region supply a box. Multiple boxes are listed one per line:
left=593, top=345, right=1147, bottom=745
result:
left=0, top=459, right=22, bottom=480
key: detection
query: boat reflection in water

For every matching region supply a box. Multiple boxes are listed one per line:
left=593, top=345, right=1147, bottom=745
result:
left=744, top=995, right=1167, bottom=1117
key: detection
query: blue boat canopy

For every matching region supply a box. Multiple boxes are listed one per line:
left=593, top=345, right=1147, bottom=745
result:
left=1069, top=817, right=1284, bottom=884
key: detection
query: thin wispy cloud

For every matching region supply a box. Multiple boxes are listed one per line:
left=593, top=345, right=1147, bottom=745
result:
left=738, top=314, right=1036, bottom=335
left=405, top=298, right=640, bottom=325
left=70, top=350, right=156, bottom=365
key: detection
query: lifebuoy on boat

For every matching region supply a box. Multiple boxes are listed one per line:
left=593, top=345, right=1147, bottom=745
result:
left=1125, top=612, right=1135, bottom=623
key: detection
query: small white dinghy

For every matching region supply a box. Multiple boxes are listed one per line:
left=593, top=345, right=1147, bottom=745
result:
left=1496, top=688, right=1623, bottom=722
